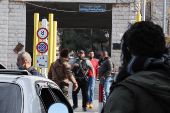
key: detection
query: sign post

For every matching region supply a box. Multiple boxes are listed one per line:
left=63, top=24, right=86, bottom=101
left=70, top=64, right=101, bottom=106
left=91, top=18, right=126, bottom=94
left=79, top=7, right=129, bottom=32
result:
left=36, top=27, right=49, bottom=77
left=36, top=42, right=48, bottom=54
left=36, top=55, right=48, bottom=68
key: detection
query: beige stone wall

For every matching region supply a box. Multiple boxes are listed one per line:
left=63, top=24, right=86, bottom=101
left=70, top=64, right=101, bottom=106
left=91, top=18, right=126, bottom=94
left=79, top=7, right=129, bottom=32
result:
left=0, top=0, right=9, bottom=67
left=12, top=0, right=135, bottom=3
left=0, top=0, right=26, bottom=69
left=111, top=1, right=140, bottom=71
left=8, top=2, right=26, bottom=69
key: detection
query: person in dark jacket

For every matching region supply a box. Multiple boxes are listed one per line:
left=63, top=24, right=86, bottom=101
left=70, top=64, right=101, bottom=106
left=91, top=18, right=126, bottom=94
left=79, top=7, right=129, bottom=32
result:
left=17, top=52, right=42, bottom=76
left=71, top=50, right=95, bottom=111
left=102, top=21, right=170, bottom=113
left=99, top=51, right=113, bottom=105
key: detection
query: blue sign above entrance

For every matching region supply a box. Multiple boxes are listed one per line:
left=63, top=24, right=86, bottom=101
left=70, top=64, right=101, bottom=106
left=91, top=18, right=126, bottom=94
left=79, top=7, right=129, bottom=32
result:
left=79, top=4, right=106, bottom=12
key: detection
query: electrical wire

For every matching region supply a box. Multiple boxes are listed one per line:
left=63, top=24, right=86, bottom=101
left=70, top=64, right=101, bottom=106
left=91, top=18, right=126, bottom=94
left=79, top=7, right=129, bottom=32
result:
left=26, top=0, right=140, bottom=13
left=26, top=2, right=45, bottom=11
left=26, top=2, right=113, bottom=12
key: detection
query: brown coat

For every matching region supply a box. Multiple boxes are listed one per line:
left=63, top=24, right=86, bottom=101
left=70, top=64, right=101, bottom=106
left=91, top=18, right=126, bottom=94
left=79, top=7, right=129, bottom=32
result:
left=48, top=57, right=77, bottom=86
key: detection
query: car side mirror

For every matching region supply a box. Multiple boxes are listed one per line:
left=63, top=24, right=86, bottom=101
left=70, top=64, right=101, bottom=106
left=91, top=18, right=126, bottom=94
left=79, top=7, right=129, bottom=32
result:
left=48, top=102, right=69, bottom=113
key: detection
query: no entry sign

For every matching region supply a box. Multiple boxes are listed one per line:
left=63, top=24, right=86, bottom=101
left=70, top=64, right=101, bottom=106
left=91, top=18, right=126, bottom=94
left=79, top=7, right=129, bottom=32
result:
left=36, top=42, right=48, bottom=54
left=37, top=28, right=49, bottom=40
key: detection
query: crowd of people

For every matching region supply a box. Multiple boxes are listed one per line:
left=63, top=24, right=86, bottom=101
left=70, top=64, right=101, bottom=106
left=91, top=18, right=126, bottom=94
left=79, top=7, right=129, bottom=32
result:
left=16, top=48, right=112, bottom=112
left=16, top=21, right=170, bottom=113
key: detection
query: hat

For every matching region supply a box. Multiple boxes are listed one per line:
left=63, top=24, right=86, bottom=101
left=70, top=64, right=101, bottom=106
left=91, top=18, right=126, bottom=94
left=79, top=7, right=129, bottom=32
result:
left=79, top=50, right=85, bottom=54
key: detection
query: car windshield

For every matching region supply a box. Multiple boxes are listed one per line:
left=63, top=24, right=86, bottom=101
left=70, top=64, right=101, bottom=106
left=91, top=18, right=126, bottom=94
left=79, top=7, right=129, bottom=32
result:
left=0, top=83, right=22, bottom=113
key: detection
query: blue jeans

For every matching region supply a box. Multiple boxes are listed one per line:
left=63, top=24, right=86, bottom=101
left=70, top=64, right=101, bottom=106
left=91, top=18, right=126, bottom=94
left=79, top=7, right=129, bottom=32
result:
left=100, top=77, right=111, bottom=105
left=88, top=76, right=95, bottom=104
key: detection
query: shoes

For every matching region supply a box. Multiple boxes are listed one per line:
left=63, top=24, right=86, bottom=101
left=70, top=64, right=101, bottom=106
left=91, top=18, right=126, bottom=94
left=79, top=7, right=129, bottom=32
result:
left=73, top=105, right=78, bottom=110
left=89, top=104, right=93, bottom=108
left=83, top=107, right=87, bottom=111
left=86, top=102, right=89, bottom=107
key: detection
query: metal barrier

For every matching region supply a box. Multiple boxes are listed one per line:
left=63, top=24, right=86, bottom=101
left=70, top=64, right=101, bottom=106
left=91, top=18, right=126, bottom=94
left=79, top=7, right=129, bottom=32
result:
left=99, top=83, right=103, bottom=113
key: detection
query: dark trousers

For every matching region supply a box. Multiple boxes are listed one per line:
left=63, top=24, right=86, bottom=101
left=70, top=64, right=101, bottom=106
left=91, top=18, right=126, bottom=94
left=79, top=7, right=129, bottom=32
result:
left=72, top=78, right=88, bottom=108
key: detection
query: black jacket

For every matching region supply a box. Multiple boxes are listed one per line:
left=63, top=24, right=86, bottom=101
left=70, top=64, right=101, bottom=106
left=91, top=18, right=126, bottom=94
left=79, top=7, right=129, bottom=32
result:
left=103, top=70, right=170, bottom=113
left=27, top=66, right=42, bottom=76
left=99, top=57, right=112, bottom=78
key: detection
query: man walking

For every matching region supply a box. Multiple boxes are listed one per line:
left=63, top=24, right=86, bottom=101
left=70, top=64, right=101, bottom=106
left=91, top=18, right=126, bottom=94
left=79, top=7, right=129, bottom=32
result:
left=99, top=51, right=112, bottom=105
left=48, top=48, right=78, bottom=99
left=71, top=50, right=95, bottom=111
left=17, top=52, right=42, bottom=76
left=86, top=50, right=99, bottom=109
left=102, top=21, right=170, bottom=113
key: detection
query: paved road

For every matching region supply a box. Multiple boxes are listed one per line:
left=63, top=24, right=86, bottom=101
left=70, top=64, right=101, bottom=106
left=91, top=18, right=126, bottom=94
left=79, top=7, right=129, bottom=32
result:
left=68, top=81, right=100, bottom=113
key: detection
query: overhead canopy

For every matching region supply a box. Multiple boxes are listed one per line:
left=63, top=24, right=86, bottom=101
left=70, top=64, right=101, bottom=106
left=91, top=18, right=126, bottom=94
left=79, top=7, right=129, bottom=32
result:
left=26, top=2, right=112, bottom=29
left=26, top=2, right=112, bottom=54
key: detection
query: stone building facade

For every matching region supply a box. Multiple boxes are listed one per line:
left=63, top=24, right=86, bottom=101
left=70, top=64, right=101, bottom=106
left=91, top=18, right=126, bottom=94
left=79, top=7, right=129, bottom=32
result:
left=0, top=0, right=168, bottom=71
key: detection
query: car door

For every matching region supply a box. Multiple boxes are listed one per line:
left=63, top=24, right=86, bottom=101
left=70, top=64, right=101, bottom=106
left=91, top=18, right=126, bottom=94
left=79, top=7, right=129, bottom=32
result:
left=35, top=81, right=73, bottom=113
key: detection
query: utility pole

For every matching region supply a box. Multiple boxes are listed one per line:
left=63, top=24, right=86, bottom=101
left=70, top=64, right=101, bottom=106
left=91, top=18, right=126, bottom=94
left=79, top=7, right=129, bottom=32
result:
left=163, top=0, right=166, bottom=34
left=142, top=0, right=146, bottom=21
left=91, top=29, right=93, bottom=50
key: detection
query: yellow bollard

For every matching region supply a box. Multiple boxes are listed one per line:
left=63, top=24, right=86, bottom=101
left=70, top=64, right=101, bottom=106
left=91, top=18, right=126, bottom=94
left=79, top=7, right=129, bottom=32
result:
left=48, top=14, right=54, bottom=72
left=37, top=22, right=42, bottom=73
left=136, top=14, right=141, bottom=22
left=52, top=21, right=57, bottom=62
left=33, top=13, right=39, bottom=70
left=134, top=14, right=141, bottom=23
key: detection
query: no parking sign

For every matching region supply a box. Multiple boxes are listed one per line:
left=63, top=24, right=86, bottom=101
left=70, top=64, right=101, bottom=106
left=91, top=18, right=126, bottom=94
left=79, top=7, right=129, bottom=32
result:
left=36, top=42, right=48, bottom=54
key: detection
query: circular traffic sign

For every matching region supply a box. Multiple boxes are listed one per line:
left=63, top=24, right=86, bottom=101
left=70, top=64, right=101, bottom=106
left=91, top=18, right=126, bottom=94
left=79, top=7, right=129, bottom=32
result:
left=37, top=28, right=49, bottom=40
left=36, top=42, right=48, bottom=54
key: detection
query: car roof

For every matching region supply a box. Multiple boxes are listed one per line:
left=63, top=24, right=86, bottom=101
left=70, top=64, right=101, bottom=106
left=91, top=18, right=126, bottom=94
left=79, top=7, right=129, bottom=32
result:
left=0, top=69, right=55, bottom=84
left=0, top=74, right=55, bottom=84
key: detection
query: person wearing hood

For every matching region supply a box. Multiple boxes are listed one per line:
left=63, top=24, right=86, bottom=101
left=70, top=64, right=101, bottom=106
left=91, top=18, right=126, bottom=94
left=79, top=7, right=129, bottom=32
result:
left=48, top=48, right=78, bottom=99
left=102, top=21, right=170, bottom=113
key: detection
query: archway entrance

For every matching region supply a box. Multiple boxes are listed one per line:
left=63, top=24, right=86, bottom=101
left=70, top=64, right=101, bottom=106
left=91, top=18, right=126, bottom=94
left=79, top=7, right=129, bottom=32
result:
left=26, top=2, right=112, bottom=58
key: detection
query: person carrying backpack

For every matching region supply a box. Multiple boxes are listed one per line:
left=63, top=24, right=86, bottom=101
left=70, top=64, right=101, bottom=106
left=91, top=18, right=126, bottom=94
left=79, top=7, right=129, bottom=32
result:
left=102, top=21, right=170, bottom=113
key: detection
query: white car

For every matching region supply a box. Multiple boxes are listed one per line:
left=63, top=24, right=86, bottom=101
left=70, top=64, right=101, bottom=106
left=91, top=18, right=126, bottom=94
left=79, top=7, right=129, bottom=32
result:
left=0, top=69, right=73, bottom=113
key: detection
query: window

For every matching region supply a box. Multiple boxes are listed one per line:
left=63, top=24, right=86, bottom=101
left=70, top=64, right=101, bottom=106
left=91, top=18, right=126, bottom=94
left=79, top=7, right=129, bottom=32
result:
left=36, top=82, right=72, bottom=113
left=39, top=88, right=55, bottom=112
left=0, top=83, right=22, bottom=113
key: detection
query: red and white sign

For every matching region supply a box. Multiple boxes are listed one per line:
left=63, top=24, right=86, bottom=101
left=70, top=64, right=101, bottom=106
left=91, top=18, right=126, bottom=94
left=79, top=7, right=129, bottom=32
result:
left=36, top=42, right=48, bottom=54
left=37, top=28, right=49, bottom=40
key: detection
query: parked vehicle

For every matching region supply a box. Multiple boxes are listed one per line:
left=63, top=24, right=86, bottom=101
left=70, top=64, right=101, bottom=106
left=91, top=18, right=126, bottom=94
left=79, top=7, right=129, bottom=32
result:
left=0, top=69, right=73, bottom=113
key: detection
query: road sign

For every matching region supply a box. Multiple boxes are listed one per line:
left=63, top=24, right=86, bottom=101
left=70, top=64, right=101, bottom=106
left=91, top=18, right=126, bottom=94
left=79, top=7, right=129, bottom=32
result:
left=37, top=28, right=49, bottom=40
left=36, top=42, right=48, bottom=54
left=79, top=4, right=106, bottom=12
left=36, top=55, right=48, bottom=68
